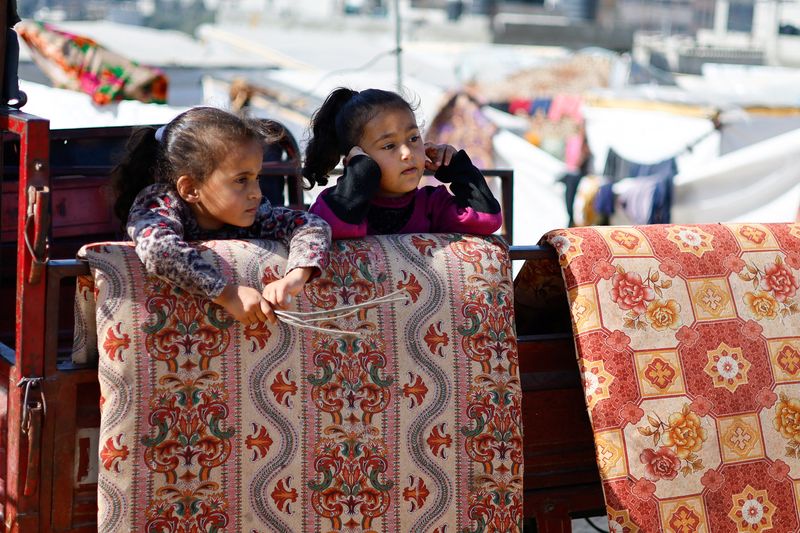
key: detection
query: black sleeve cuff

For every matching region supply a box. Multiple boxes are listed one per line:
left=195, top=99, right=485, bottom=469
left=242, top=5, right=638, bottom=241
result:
left=325, top=155, right=382, bottom=224
left=436, top=150, right=501, bottom=214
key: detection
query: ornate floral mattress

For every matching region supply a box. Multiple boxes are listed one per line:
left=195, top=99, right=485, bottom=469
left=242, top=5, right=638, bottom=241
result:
left=73, top=234, right=523, bottom=532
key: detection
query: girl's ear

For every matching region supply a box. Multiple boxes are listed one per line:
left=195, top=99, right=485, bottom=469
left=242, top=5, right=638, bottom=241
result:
left=176, top=175, right=200, bottom=203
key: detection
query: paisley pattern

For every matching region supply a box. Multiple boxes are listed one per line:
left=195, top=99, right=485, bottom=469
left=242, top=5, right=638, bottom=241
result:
left=76, top=234, right=522, bottom=532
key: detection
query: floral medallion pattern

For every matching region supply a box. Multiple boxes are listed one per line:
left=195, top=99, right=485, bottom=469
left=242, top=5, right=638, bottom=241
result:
left=543, top=223, right=800, bottom=532
left=77, top=235, right=522, bottom=532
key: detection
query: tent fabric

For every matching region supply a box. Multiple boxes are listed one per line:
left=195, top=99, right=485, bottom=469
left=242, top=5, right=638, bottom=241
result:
left=16, top=19, right=167, bottom=105
left=73, top=235, right=523, bottom=532
left=544, top=222, right=800, bottom=532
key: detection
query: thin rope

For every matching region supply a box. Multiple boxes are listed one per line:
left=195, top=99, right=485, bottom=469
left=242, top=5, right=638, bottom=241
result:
left=273, top=288, right=407, bottom=336
left=277, top=289, right=406, bottom=319
left=277, top=296, right=406, bottom=324
left=276, top=313, right=365, bottom=336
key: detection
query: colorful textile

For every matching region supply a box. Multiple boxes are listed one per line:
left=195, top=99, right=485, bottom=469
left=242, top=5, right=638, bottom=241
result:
left=426, top=92, right=497, bottom=169
left=16, top=20, right=167, bottom=105
left=75, top=234, right=523, bottom=531
left=543, top=223, right=800, bottom=532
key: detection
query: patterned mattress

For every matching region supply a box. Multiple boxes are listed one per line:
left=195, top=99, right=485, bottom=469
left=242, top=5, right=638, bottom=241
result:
left=74, top=234, right=523, bottom=532
left=543, top=223, right=800, bottom=532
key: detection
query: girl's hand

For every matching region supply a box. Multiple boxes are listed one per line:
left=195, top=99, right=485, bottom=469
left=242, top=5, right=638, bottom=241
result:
left=262, top=267, right=314, bottom=311
left=214, top=284, right=274, bottom=325
left=344, top=145, right=368, bottom=166
left=424, top=142, right=456, bottom=172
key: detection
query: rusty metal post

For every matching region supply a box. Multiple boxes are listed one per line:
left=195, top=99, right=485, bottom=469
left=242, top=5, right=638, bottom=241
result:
left=2, top=109, right=50, bottom=533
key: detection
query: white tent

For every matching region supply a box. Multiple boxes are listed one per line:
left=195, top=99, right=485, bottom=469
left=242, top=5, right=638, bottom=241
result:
left=18, top=80, right=188, bottom=129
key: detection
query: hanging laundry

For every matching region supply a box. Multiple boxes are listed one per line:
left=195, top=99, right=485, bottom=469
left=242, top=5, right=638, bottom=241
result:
left=508, top=98, right=532, bottom=116
left=529, top=97, right=551, bottom=117
left=547, top=94, right=582, bottom=123
left=600, top=148, right=677, bottom=224
left=593, top=181, right=615, bottom=224
left=16, top=20, right=168, bottom=105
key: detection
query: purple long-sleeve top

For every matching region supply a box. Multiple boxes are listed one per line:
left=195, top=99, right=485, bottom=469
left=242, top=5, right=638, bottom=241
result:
left=309, top=150, right=502, bottom=239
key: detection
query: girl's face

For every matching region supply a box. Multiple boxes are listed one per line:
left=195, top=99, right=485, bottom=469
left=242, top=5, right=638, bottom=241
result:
left=187, top=139, right=264, bottom=230
left=358, top=107, right=425, bottom=197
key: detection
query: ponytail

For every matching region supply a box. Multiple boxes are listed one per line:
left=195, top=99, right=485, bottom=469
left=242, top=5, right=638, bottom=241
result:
left=303, top=87, right=417, bottom=187
left=302, top=87, right=357, bottom=187
left=111, top=126, right=161, bottom=225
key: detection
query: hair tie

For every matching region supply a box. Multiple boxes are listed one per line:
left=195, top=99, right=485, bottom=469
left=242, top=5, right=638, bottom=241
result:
left=154, top=125, right=167, bottom=143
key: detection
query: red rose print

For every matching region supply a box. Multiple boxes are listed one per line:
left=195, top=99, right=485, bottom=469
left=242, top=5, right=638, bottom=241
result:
left=763, top=261, right=799, bottom=302
left=640, top=447, right=681, bottom=481
left=611, top=271, right=655, bottom=314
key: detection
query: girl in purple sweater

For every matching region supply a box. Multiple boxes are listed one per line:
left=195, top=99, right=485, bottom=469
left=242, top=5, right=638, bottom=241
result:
left=305, top=88, right=502, bottom=239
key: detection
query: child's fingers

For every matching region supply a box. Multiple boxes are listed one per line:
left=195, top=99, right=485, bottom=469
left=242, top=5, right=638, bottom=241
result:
left=263, top=285, right=289, bottom=311
left=426, top=144, right=441, bottom=163
left=274, top=286, right=292, bottom=309
left=442, top=145, right=455, bottom=166
left=252, top=300, right=268, bottom=324
left=260, top=298, right=276, bottom=324
left=344, top=146, right=367, bottom=166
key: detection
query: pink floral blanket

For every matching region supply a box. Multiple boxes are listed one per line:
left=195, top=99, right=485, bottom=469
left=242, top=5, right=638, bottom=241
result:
left=544, top=223, right=800, bottom=532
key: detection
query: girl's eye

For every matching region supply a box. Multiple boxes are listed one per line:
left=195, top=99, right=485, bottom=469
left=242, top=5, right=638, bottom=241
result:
left=410, top=135, right=420, bottom=143
left=383, top=143, right=395, bottom=150
left=236, top=176, right=248, bottom=184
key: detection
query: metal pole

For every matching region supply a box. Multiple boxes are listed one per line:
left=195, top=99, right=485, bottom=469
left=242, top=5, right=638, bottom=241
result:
left=394, top=0, right=402, bottom=92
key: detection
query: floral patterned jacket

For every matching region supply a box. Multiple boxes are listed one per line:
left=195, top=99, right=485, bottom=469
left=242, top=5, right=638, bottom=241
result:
left=127, top=183, right=331, bottom=299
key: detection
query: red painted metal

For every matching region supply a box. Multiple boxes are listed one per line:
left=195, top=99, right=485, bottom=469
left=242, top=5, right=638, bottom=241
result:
left=3, top=110, right=50, bottom=533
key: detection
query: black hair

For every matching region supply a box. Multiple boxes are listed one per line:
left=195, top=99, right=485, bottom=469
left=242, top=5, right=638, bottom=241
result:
left=111, top=106, right=285, bottom=224
left=302, top=87, right=415, bottom=187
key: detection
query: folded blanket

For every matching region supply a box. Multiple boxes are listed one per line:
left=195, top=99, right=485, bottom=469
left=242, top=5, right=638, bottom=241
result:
left=543, top=222, right=800, bottom=532
left=74, top=234, right=523, bottom=532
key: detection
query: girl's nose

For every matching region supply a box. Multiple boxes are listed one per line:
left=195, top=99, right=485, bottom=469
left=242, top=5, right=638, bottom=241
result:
left=248, top=179, right=262, bottom=200
left=400, top=144, right=412, bottom=160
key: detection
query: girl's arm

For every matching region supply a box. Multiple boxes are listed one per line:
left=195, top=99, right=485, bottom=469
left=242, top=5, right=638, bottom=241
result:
left=429, top=149, right=503, bottom=235
left=255, top=206, right=330, bottom=313
left=254, top=204, right=331, bottom=278
left=127, top=184, right=229, bottom=299
left=308, top=154, right=381, bottom=239
left=129, top=185, right=278, bottom=325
